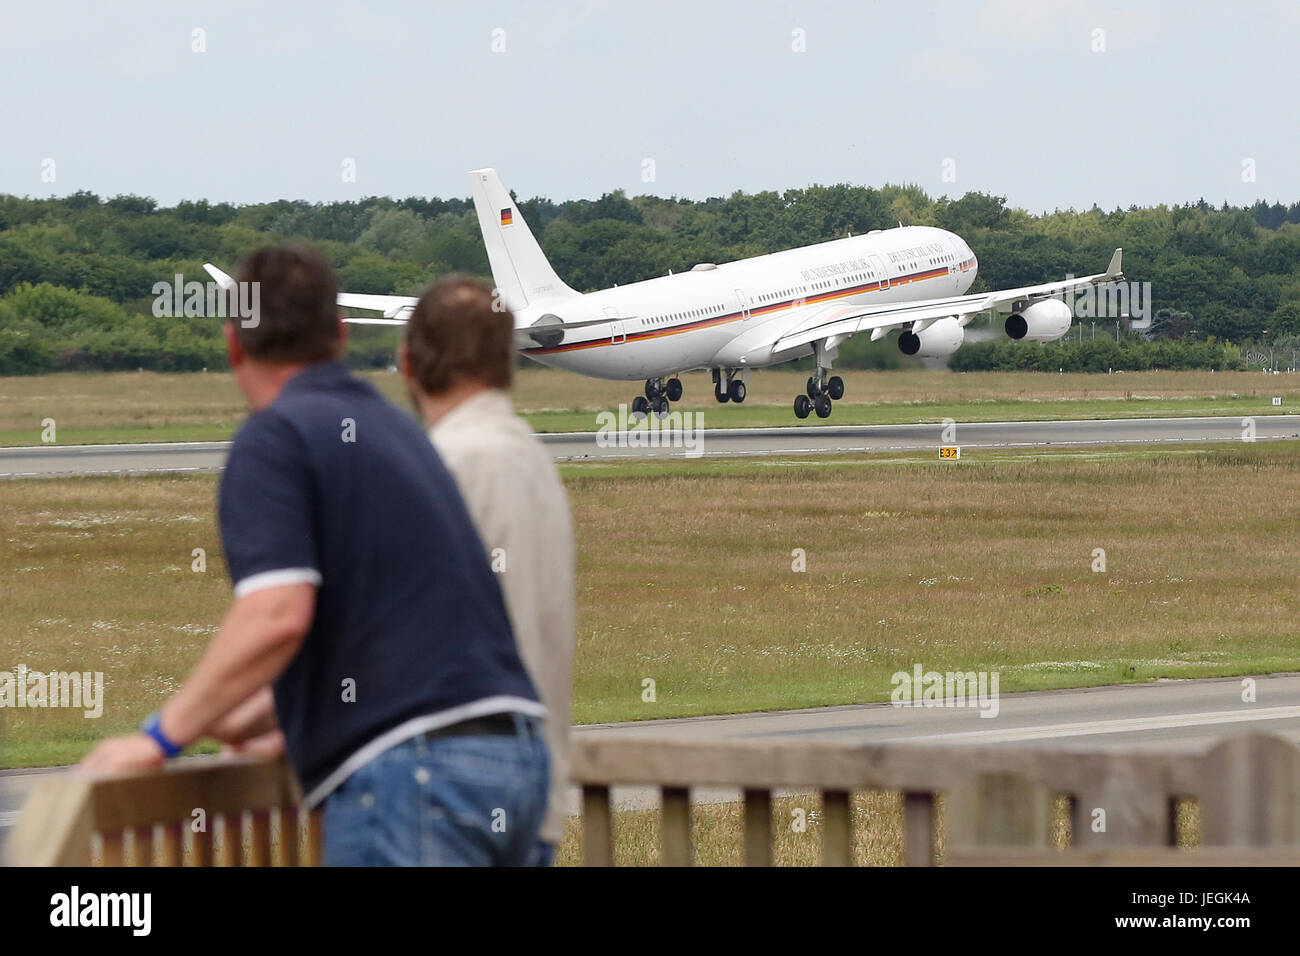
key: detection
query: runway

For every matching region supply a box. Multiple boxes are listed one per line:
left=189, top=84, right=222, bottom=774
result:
left=2, top=415, right=1297, bottom=477
left=4, top=674, right=1297, bottom=845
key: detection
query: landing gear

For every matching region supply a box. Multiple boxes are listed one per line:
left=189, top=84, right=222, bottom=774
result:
left=635, top=377, right=679, bottom=418
left=796, top=366, right=843, bottom=419
left=712, top=367, right=745, bottom=404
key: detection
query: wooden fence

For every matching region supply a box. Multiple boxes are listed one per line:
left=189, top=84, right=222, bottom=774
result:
left=7, top=732, right=1300, bottom=866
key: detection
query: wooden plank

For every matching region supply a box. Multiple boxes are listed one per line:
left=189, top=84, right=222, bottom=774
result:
left=159, top=822, right=183, bottom=867
left=950, top=846, right=1300, bottom=866
left=1070, top=761, right=1171, bottom=848
left=947, top=772, right=1050, bottom=851
left=821, top=789, right=852, bottom=867
left=191, top=823, right=213, bottom=867
left=3, top=775, right=95, bottom=866
left=743, top=789, right=772, bottom=867
left=305, top=809, right=323, bottom=866
left=101, top=831, right=124, bottom=867
left=218, top=813, right=241, bottom=867
left=661, top=787, right=692, bottom=867
left=128, top=825, right=154, bottom=867
left=88, top=759, right=300, bottom=832
left=249, top=810, right=271, bottom=866
left=902, top=791, right=936, bottom=866
left=1202, top=733, right=1300, bottom=846
left=582, top=785, right=614, bottom=866
left=570, top=736, right=1204, bottom=797
left=277, top=807, right=300, bottom=867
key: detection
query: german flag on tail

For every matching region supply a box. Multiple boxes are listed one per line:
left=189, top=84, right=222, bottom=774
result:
left=500, top=208, right=513, bottom=227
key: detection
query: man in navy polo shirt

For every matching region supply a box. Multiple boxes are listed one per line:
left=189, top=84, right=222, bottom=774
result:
left=81, top=245, right=549, bottom=866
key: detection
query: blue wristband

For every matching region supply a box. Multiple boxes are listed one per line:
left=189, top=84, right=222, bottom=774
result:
left=141, top=711, right=183, bottom=758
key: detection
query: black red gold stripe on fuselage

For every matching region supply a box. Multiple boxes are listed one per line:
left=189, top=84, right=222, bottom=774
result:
left=521, top=261, right=968, bottom=356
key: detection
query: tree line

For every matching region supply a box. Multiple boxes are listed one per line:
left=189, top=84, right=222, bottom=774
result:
left=0, top=185, right=1298, bottom=374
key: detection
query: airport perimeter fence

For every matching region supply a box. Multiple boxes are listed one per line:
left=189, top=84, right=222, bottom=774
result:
left=7, top=732, right=1300, bottom=866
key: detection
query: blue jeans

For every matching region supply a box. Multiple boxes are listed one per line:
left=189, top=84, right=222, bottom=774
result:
left=322, top=714, right=549, bottom=866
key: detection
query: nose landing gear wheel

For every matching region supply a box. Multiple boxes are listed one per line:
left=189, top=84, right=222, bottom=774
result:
left=814, top=394, right=833, bottom=418
left=665, top=378, right=683, bottom=402
left=794, top=394, right=812, bottom=419
left=714, top=384, right=730, bottom=403
left=827, top=376, right=844, bottom=400
left=728, top=380, right=746, bottom=403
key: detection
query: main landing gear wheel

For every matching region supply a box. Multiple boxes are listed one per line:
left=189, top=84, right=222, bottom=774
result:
left=728, top=380, right=746, bottom=403
left=794, top=394, right=812, bottom=419
left=827, top=375, right=845, bottom=400
left=639, top=378, right=675, bottom=416
left=806, top=376, right=823, bottom=398
left=714, top=384, right=730, bottom=403
left=814, top=394, right=833, bottom=418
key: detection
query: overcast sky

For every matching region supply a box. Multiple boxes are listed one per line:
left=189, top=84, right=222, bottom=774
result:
left=2, top=0, right=1297, bottom=213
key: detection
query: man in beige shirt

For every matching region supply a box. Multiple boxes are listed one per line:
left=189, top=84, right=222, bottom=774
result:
left=399, top=275, right=576, bottom=865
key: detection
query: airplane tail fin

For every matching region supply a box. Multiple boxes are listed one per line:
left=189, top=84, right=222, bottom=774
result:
left=468, top=168, right=577, bottom=310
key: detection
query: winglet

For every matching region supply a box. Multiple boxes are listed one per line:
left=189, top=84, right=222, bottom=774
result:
left=203, top=263, right=236, bottom=291
left=1105, top=248, right=1123, bottom=279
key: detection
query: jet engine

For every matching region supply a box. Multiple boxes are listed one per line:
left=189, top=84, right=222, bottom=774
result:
left=527, top=314, right=565, bottom=347
left=898, top=316, right=964, bottom=357
left=1005, top=298, right=1072, bottom=342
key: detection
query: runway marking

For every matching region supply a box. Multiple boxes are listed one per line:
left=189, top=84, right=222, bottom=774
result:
left=886, top=704, right=1300, bottom=744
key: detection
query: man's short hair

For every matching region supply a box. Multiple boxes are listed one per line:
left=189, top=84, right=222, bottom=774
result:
left=404, top=275, right=514, bottom=395
left=232, top=245, right=340, bottom=363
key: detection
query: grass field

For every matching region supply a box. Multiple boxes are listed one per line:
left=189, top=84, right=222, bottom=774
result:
left=3, top=440, right=1299, bottom=767
left=0, top=367, right=1296, bottom=446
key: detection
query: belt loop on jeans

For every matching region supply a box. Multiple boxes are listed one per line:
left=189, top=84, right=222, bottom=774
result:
left=511, top=712, right=538, bottom=742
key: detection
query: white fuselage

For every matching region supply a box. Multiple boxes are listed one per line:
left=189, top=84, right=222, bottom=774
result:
left=516, top=225, right=977, bottom=380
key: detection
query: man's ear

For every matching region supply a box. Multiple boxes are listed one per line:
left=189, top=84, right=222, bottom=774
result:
left=223, top=322, right=244, bottom=367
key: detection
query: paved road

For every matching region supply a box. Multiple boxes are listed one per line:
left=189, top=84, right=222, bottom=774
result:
left=2, top=415, right=1297, bottom=477
left=4, top=674, right=1296, bottom=844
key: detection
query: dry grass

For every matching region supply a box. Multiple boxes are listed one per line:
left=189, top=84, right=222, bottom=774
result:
left=566, top=444, right=1300, bottom=723
left=0, top=476, right=230, bottom=764
left=1, top=368, right=1295, bottom=445
left=2, top=443, right=1299, bottom=766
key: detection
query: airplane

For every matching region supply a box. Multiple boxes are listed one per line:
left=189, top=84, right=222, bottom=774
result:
left=208, top=169, right=1123, bottom=420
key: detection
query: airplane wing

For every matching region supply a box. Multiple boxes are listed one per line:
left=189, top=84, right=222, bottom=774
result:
left=204, top=264, right=419, bottom=324
left=759, top=248, right=1123, bottom=355
left=336, top=293, right=419, bottom=322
